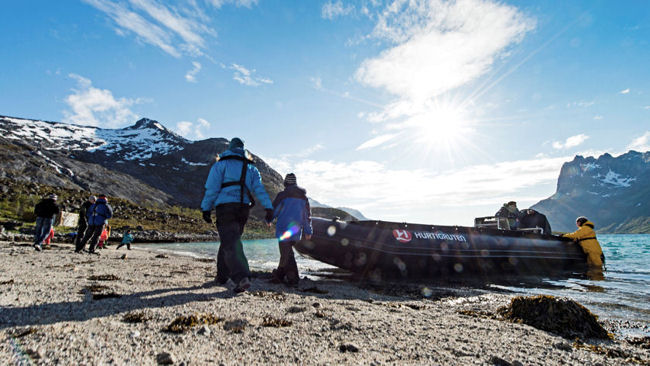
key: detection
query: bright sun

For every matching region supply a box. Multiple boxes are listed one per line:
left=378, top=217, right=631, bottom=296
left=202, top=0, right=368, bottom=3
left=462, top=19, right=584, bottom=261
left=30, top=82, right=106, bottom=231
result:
left=411, top=101, right=473, bottom=146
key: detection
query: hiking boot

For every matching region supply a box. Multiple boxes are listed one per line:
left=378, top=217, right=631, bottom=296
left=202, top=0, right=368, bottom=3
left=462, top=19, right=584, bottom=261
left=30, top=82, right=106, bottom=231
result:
left=88, top=250, right=100, bottom=256
left=234, top=277, right=251, bottom=293
left=33, top=243, right=42, bottom=252
left=216, top=275, right=229, bottom=285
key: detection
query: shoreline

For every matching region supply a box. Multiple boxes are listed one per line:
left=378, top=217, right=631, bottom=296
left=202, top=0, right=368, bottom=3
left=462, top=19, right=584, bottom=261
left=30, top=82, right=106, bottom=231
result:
left=1, top=240, right=648, bottom=365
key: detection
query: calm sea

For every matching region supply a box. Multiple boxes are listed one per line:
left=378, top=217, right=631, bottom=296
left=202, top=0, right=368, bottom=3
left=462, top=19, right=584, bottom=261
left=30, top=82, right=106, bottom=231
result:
left=145, top=234, right=649, bottom=334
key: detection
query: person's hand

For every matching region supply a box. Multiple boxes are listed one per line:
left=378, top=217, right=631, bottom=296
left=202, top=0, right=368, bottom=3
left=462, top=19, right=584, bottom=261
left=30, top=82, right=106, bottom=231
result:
left=264, top=209, right=274, bottom=224
left=202, top=210, right=212, bottom=224
left=304, top=234, right=312, bottom=240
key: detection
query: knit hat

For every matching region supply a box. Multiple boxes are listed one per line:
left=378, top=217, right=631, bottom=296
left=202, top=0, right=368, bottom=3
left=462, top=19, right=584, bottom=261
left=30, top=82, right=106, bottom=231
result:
left=228, top=137, right=244, bottom=150
left=576, top=216, right=588, bottom=226
left=48, top=193, right=57, bottom=200
left=284, top=173, right=297, bottom=187
left=89, top=195, right=96, bottom=202
left=98, top=194, right=108, bottom=202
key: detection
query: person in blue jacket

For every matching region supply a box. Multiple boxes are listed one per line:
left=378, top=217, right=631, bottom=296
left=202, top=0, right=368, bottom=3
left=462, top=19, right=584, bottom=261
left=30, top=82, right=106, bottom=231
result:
left=76, top=194, right=113, bottom=254
left=201, top=137, right=274, bottom=293
left=269, top=173, right=313, bottom=286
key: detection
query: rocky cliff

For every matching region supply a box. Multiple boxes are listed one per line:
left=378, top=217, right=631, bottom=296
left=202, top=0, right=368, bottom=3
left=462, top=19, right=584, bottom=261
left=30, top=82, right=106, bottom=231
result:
left=531, top=151, right=650, bottom=233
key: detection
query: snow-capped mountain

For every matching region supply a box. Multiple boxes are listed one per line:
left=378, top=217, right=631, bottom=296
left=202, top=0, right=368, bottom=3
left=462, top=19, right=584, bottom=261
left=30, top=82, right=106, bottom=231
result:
left=0, top=115, right=283, bottom=213
left=532, top=151, right=650, bottom=233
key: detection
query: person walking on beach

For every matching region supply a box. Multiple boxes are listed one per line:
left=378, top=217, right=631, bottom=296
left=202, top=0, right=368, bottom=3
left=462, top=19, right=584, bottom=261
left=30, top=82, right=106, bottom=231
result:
left=269, top=173, right=312, bottom=286
left=563, top=216, right=604, bottom=269
left=33, top=194, right=60, bottom=251
left=201, top=137, right=274, bottom=293
left=76, top=194, right=113, bottom=254
left=75, top=195, right=96, bottom=250
left=116, top=230, right=134, bottom=250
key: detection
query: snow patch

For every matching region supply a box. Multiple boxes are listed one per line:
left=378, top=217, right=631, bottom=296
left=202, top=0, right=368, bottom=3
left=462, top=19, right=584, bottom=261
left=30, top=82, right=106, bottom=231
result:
left=601, top=170, right=636, bottom=188
left=181, top=157, right=208, bottom=166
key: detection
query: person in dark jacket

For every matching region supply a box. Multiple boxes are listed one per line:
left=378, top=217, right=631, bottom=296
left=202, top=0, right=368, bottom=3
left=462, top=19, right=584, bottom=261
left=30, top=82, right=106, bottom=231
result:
left=75, top=195, right=96, bottom=250
left=201, top=137, right=274, bottom=293
left=76, top=194, right=113, bottom=254
left=269, top=173, right=313, bottom=286
left=495, top=201, right=520, bottom=229
left=33, top=194, right=60, bottom=251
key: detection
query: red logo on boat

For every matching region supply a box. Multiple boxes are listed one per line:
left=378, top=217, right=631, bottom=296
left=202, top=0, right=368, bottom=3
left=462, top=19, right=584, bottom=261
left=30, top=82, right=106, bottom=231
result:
left=393, top=229, right=412, bottom=243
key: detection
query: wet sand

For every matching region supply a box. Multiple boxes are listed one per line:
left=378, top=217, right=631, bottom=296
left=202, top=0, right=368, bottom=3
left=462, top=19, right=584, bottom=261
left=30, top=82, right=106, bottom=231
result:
left=0, top=240, right=648, bottom=365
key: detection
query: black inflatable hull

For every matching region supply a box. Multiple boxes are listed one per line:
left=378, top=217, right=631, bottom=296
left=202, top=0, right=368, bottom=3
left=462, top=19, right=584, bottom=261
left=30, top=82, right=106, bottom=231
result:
left=295, top=218, right=587, bottom=279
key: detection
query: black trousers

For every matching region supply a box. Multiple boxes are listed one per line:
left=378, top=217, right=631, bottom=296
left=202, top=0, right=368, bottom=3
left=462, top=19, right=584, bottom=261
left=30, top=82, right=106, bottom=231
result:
left=215, top=203, right=250, bottom=283
left=74, top=221, right=88, bottom=248
left=77, top=225, right=104, bottom=252
left=272, top=240, right=299, bottom=284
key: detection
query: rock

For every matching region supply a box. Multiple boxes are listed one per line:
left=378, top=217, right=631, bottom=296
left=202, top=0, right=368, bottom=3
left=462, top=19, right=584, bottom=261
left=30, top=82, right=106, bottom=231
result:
left=198, top=325, right=211, bottom=336
left=156, top=352, right=176, bottom=365
left=339, top=344, right=359, bottom=353
left=497, top=295, right=611, bottom=340
left=120, top=254, right=127, bottom=260
left=489, top=356, right=511, bottom=366
left=553, top=342, right=573, bottom=352
left=155, top=254, right=169, bottom=259
left=130, top=330, right=140, bottom=338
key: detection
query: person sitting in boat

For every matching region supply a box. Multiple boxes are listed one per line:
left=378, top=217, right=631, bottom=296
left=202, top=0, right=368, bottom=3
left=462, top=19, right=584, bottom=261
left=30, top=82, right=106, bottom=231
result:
left=495, top=201, right=520, bottom=229
left=518, top=209, right=552, bottom=235
left=562, top=216, right=604, bottom=268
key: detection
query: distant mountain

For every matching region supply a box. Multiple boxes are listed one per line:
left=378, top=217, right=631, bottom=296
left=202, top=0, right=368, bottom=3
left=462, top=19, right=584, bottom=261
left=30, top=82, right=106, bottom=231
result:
left=308, top=198, right=369, bottom=221
left=531, top=151, right=650, bottom=233
left=0, top=115, right=283, bottom=219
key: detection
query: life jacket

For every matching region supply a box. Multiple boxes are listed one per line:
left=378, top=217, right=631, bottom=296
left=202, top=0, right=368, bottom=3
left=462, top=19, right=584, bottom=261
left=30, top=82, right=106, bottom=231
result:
left=218, top=154, right=256, bottom=207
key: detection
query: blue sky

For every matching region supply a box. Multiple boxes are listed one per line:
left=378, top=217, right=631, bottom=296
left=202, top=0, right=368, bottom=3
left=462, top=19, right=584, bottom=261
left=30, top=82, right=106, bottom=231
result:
left=1, top=0, right=649, bottom=224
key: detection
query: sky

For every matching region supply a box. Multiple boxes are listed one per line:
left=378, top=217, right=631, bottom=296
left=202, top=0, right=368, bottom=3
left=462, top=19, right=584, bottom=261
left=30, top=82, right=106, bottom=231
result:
left=1, top=0, right=649, bottom=225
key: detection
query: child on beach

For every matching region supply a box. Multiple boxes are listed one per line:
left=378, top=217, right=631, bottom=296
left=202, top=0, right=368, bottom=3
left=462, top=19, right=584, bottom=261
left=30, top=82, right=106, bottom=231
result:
left=116, top=230, right=134, bottom=250
left=43, top=227, right=54, bottom=249
left=269, top=173, right=312, bottom=286
left=97, top=224, right=111, bottom=249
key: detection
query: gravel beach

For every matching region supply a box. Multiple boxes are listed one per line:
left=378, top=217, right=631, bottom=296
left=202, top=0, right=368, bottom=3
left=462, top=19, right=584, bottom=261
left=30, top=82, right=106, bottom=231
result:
left=1, top=241, right=647, bottom=365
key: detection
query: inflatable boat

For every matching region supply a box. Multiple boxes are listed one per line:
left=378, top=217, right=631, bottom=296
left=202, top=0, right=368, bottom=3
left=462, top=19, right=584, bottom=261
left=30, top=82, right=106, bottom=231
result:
left=294, top=217, right=587, bottom=279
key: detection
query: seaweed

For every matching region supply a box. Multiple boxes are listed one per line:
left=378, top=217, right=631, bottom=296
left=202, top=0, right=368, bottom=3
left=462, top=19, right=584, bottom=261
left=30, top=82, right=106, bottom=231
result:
left=81, top=284, right=110, bottom=293
left=194, top=258, right=213, bottom=263
left=627, top=337, right=650, bottom=350
left=165, top=313, right=223, bottom=333
left=92, top=293, right=121, bottom=300
left=574, top=341, right=649, bottom=364
left=87, top=274, right=120, bottom=281
left=251, top=290, right=286, bottom=301
left=123, top=312, right=152, bottom=323
left=11, top=327, right=37, bottom=338
left=497, top=295, right=611, bottom=340
left=0, top=279, right=14, bottom=285
left=286, top=306, right=306, bottom=313
left=262, top=316, right=292, bottom=327
left=155, top=254, right=169, bottom=259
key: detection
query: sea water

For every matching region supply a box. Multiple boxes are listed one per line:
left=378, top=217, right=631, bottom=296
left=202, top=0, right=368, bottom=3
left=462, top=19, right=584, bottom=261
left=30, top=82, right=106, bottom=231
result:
left=145, top=234, right=649, bottom=331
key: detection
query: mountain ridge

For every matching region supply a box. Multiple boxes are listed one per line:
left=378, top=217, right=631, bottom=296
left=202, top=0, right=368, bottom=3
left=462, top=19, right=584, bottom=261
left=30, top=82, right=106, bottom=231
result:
left=531, top=150, right=650, bottom=233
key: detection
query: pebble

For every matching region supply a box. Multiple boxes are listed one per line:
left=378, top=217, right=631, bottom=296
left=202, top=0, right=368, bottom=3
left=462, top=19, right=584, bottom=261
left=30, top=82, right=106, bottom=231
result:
left=156, top=352, right=176, bottom=365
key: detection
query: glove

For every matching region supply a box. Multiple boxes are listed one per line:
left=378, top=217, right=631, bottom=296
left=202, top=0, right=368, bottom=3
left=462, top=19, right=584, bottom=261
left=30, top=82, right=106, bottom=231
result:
left=264, top=209, right=274, bottom=223
left=202, top=210, right=212, bottom=224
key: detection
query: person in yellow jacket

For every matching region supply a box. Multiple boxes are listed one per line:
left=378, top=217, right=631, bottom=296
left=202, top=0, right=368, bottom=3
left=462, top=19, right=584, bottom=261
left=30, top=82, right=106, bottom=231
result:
left=563, top=216, right=604, bottom=268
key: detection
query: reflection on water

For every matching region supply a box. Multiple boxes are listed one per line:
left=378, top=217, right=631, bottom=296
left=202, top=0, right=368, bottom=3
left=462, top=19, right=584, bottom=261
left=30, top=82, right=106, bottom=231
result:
left=145, top=234, right=649, bottom=334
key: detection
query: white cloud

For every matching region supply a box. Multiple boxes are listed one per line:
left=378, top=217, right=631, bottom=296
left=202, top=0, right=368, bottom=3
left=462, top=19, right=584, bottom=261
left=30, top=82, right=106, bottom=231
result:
left=310, top=76, right=323, bottom=90
left=643, top=106, right=650, bottom=110
left=230, top=63, right=273, bottom=87
left=356, top=133, right=400, bottom=150
left=63, top=73, right=143, bottom=128
left=627, top=131, right=650, bottom=152
left=566, top=100, right=594, bottom=108
left=175, top=117, right=211, bottom=139
left=185, top=61, right=202, bottom=82
left=620, top=88, right=630, bottom=94
left=83, top=0, right=253, bottom=58
left=272, top=155, right=568, bottom=224
left=206, top=0, right=258, bottom=8
left=322, top=0, right=354, bottom=20
left=355, top=0, right=535, bottom=150
left=552, top=134, right=589, bottom=150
